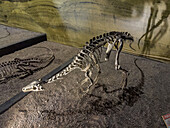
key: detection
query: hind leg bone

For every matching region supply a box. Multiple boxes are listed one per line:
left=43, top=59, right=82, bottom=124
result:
left=92, top=63, right=101, bottom=86
left=115, top=39, right=123, bottom=70
left=81, top=69, right=93, bottom=93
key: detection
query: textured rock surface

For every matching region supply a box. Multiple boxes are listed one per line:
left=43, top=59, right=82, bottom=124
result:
left=0, top=41, right=169, bottom=128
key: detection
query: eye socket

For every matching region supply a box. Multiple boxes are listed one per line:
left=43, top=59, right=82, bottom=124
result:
left=33, top=86, right=37, bottom=90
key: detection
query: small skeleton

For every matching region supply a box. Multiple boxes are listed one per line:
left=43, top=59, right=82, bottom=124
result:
left=22, top=31, right=134, bottom=93
left=0, top=47, right=54, bottom=83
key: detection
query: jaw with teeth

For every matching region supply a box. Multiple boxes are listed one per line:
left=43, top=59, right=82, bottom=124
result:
left=22, top=80, right=44, bottom=92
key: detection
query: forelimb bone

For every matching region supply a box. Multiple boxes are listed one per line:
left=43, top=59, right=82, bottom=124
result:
left=105, top=39, right=117, bottom=61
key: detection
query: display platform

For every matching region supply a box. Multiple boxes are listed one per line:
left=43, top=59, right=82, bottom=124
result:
left=0, top=24, right=46, bottom=57
left=0, top=40, right=169, bottom=128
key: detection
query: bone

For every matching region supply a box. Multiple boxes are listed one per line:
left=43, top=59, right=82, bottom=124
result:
left=22, top=31, right=133, bottom=93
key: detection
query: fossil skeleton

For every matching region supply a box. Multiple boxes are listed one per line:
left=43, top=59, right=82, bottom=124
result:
left=22, top=31, right=134, bottom=93
left=0, top=47, right=54, bottom=83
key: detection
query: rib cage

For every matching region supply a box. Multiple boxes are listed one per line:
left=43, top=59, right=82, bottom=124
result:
left=46, top=31, right=134, bottom=85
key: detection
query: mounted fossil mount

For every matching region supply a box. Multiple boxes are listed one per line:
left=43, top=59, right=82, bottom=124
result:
left=22, top=31, right=134, bottom=93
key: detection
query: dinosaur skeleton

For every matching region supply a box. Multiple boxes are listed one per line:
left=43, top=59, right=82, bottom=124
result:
left=0, top=47, right=54, bottom=83
left=22, top=31, right=134, bottom=93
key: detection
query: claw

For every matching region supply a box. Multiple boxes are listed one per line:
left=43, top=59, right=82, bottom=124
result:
left=81, top=87, right=90, bottom=95
left=105, top=58, right=109, bottom=61
left=115, top=65, right=121, bottom=70
left=83, top=88, right=89, bottom=93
